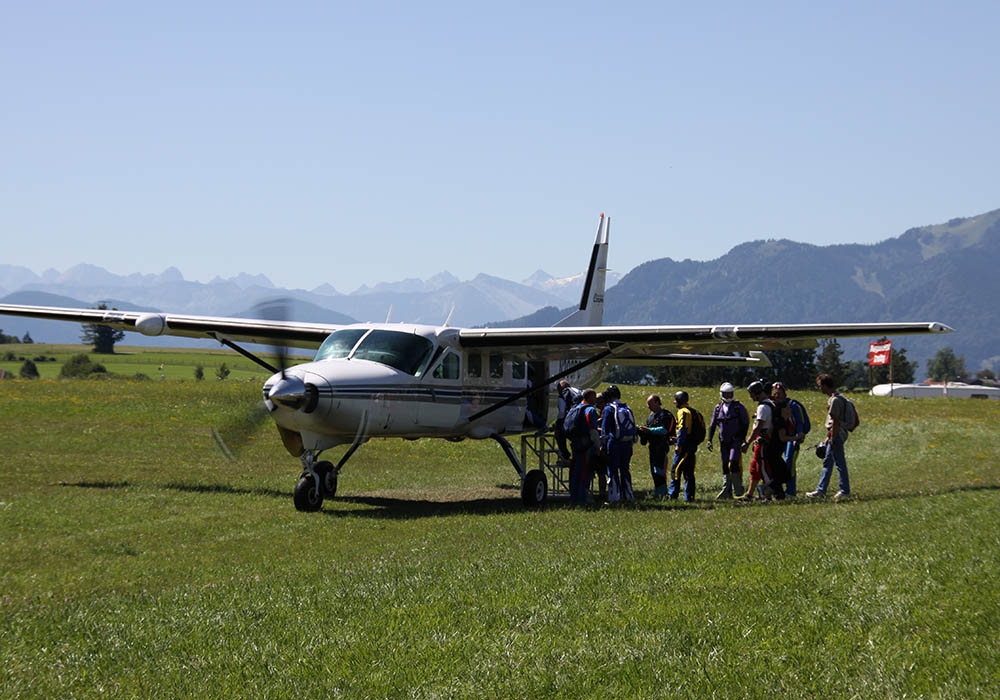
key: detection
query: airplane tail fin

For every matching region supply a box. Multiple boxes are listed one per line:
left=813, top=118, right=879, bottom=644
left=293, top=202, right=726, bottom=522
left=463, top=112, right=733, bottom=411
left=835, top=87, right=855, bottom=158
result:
left=554, top=214, right=609, bottom=327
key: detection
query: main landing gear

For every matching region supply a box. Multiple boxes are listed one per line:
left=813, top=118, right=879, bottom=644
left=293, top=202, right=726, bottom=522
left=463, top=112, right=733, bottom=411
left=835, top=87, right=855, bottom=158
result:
left=492, top=434, right=548, bottom=508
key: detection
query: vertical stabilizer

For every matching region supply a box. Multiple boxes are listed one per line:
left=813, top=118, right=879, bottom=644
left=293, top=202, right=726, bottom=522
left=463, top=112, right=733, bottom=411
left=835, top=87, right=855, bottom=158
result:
left=554, top=214, right=609, bottom=327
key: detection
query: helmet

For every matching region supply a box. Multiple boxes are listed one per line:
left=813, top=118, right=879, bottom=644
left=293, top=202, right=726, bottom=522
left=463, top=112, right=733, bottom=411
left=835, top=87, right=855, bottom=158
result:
left=673, top=390, right=689, bottom=405
left=604, top=384, right=621, bottom=400
left=747, top=381, right=765, bottom=398
left=720, top=382, right=735, bottom=403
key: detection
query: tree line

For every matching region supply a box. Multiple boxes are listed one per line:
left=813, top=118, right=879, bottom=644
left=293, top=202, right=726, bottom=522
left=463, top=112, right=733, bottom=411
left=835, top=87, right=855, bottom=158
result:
left=606, top=340, right=991, bottom=390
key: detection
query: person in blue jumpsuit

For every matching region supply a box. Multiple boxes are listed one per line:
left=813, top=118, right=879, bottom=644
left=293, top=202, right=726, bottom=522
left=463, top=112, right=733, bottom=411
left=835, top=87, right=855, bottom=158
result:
left=600, top=385, right=637, bottom=503
left=568, top=388, right=601, bottom=505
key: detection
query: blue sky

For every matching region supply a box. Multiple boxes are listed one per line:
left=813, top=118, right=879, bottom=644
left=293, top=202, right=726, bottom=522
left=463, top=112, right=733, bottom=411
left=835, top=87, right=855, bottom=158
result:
left=2, top=1, right=998, bottom=292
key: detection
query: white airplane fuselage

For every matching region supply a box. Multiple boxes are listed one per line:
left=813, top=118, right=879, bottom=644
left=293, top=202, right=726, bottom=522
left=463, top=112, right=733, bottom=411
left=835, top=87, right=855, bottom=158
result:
left=263, top=323, right=602, bottom=453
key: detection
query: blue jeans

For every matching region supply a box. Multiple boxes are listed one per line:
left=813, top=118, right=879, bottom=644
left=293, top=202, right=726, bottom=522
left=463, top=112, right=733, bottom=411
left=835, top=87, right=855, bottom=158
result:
left=816, top=435, right=849, bottom=495
left=783, top=442, right=800, bottom=496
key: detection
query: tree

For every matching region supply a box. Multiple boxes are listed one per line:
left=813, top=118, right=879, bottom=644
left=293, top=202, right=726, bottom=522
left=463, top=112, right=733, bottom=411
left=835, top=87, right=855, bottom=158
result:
left=59, top=353, right=108, bottom=378
left=816, top=339, right=847, bottom=388
left=0, top=329, right=22, bottom=344
left=976, top=368, right=996, bottom=382
left=926, top=347, right=967, bottom=382
left=867, top=337, right=917, bottom=385
left=80, top=304, right=125, bottom=354
left=19, top=359, right=40, bottom=379
left=194, top=364, right=205, bottom=381
left=21, top=331, right=34, bottom=344
left=216, top=362, right=231, bottom=380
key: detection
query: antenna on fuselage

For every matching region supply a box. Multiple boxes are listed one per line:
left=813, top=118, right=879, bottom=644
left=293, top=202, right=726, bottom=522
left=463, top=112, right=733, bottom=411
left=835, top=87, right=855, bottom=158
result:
left=443, top=303, right=456, bottom=327
left=385, top=305, right=393, bottom=323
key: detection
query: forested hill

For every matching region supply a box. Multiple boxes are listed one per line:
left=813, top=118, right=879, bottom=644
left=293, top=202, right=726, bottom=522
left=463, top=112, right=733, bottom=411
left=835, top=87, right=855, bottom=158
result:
left=602, top=208, right=1000, bottom=372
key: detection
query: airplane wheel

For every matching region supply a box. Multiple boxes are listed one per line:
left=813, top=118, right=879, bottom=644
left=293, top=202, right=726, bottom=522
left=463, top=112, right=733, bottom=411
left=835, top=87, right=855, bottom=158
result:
left=293, top=474, right=324, bottom=512
left=315, top=460, right=337, bottom=498
left=521, top=469, right=547, bottom=508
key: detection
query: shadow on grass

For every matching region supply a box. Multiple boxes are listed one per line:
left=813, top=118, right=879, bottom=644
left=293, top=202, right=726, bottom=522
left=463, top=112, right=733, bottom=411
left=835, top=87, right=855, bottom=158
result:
left=60, top=480, right=1000, bottom=520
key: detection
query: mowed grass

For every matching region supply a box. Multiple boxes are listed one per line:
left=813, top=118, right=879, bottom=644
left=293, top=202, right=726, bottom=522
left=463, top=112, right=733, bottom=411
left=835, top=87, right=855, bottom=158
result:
left=1, top=373, right=999, bottom=698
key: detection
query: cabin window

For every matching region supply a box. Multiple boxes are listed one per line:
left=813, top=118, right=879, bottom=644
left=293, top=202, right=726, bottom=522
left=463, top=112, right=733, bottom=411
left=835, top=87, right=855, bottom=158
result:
left=511, top=358, right=526, bottom=380
left=489, top=353, right=504, bottom=379
left=314, top=329, right=367, bottom=361
left=351, top=330, right=434, bottom=376
left=433, top=351, right=460, bottom=380
left=467, top=353, right=481, bottom=378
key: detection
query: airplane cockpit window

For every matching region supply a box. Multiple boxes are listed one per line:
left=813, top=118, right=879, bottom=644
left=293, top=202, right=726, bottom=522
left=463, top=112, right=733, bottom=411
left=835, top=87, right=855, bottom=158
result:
left=489, top=353, right=504, bottom=379
left=352, top=330, right=434, bottom=376
left=512, top=359, right=526, bottom=380
left=467, top=353, right=481, bottom=378
left=314, top=329, right=368, bottom=361
left=432, top=351, right=460, bottom=380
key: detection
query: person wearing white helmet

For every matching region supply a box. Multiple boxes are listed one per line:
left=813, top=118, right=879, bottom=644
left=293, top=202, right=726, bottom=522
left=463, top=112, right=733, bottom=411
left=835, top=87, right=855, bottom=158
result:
left=707, top=382, right=750, bottom=499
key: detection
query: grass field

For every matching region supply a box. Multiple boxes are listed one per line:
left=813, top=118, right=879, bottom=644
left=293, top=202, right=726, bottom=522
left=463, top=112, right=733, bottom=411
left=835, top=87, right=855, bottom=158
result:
left=2, top=361, right=999, bottom=698
left=0, top=343, right=307, bottom=381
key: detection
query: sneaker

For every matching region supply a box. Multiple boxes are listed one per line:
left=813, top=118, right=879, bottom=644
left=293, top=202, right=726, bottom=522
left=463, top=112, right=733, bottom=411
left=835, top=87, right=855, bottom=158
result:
left=832, top=491, right=850, bottom=502
left=806, top=490, right=825, bottom=499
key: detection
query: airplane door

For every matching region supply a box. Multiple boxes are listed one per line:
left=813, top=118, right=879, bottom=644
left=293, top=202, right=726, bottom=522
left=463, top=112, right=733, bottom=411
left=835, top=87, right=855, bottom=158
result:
left=526, top=360, right=548, bottom=428
left=420, top=350, right=462, bottom=430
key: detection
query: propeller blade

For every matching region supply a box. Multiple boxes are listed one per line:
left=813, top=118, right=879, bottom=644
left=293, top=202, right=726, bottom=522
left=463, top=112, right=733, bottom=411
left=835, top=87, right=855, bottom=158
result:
left=210, top=400, right=270, bottom=462
left=249, top=296, right=294, bottom=378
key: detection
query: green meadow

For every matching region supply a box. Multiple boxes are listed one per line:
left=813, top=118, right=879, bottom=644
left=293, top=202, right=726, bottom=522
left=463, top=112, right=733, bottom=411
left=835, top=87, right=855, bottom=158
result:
left=1, top=354, right=999, bottom=698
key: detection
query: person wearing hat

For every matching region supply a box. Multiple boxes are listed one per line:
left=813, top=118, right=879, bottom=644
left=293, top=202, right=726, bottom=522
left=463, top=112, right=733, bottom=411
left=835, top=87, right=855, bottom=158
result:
left=707, top=382, right=750, bottom=499
left=668, top=390, right=697, bottom=501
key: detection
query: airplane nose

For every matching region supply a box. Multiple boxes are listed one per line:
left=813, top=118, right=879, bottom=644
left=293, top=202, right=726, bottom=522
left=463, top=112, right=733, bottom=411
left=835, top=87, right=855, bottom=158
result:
left=268, top=375, right=307, bottom=409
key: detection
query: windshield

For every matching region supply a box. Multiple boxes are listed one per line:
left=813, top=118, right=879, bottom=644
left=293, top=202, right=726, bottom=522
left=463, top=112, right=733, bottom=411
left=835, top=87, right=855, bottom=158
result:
left=314, top=329, right=368, bottom=361
left=351, top=330, right=434, bottom=376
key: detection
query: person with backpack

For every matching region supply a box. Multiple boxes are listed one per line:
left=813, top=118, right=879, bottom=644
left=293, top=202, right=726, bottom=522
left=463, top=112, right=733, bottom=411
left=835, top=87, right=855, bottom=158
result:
left=638, top=393, right=676, bottom=499
left=564, top=387, right=601, bottom=505
left=707, top=382, right=750, bottom=499
left=668, top=390, right=703, bottom=502
left=600, top=385, right=638, bottom=503
left=771, top=382, right=810, bottom=497
left=554, top=380, right=583, bottom=461
left=807, top=373, right=853, bottom=501
left=737, top=381, right=786, bottom=502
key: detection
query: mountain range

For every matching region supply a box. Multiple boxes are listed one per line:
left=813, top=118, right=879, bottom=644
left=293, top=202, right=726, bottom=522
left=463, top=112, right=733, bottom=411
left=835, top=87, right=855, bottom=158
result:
left=2, top=209, right=996, bottom=373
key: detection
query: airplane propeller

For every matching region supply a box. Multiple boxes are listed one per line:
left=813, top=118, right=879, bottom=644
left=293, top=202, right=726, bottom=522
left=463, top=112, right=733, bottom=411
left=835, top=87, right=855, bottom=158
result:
left=211, top=296, right=301, bottom=461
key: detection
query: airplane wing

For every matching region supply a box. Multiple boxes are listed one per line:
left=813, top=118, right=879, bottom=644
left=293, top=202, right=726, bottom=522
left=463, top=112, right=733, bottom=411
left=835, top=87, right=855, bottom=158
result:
left=0, top=304, right=338, bottom=349
left=458, top=322, right=953, bottom=360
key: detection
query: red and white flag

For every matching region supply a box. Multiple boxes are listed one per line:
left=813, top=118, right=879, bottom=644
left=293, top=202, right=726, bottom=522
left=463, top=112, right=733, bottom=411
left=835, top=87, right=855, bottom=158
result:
left=869, top=340, right=892, bottom=366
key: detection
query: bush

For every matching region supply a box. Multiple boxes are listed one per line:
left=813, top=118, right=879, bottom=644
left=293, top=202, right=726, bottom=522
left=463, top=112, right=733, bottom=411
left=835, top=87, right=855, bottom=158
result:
left=59, top=354, right=108, bottom=378
left=4, top=352, right=15, bottom=361
left=132, top=372, right=151, bottom=381
left=19, top=359, right=40, bottom=379
left=216, top=363, right=230, bottom=380
left=194, top=365, right=205, bottom=381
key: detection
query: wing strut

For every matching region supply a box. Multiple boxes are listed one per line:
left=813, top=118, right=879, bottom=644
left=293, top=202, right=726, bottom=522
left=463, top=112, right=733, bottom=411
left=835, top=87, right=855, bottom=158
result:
left=466, top=347, right=618, bottom=423
left=214, top=336, right=280, bottom=374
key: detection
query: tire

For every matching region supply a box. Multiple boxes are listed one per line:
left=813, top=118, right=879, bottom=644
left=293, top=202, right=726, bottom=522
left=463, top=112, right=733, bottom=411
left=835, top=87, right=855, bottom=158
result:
left=521, top=469, right=547, bottom=508
left=293, top=474, right=323, bottom=512
left=314, top=460, right=338, bottom=498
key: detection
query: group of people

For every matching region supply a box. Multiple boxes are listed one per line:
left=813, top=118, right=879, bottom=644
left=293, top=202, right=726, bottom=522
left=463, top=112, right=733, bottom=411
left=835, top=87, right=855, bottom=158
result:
left=554, top=373, right=853, bottom=505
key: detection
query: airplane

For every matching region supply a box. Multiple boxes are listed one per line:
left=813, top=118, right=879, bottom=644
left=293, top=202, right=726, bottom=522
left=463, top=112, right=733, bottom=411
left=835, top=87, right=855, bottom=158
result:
left=0, top=214, right=953, bottom=510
